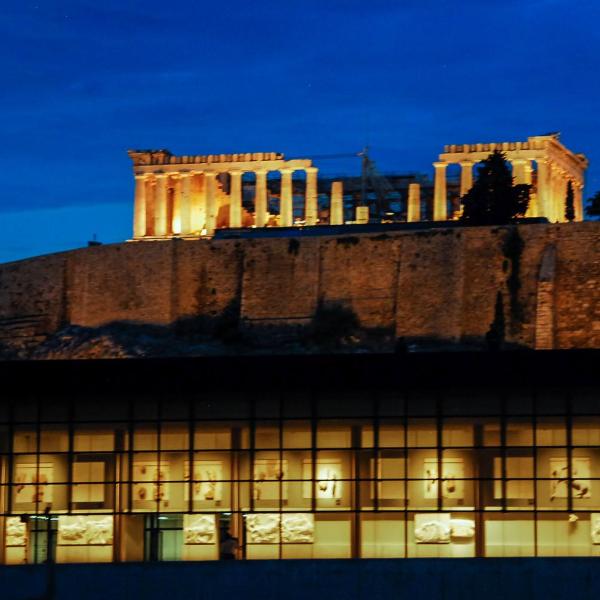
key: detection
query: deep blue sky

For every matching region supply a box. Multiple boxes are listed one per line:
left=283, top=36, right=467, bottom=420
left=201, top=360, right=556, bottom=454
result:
left=1, top=0, right=599, bottom=262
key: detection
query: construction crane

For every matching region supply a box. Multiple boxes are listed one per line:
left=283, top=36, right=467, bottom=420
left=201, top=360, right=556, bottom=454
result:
left=358, top=146, right=396, bottom=216
left=310, top=148, right=397, bottom=221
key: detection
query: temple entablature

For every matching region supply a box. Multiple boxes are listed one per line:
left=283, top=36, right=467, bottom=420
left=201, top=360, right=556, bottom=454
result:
left=129, top=150, right=287, bottom=167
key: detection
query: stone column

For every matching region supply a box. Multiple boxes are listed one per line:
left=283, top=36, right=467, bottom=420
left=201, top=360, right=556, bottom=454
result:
left=133, top=174, right=147, bottom=238
left=279, top=168, right=294, bottom=227
left=305, top=167, right=319, bottom=225
left=229, top=170, right=243, bottom=228
left=407, top=183, right=421, bottom=222
left=551, top=165, right=564, bottom=223
left=511, top=158, right=533, bottom=186
left=254, top=169, right=268, bottom=227
left=330, top=181, right=344, bottom=225
left=171, top=175, right=181, bottom=234
left=433, top=162, right=448, bottom=221
left=459, top=161, right=474, bottom=197
left=154, top=173, right=169, bottom=237
left=179, top=172, right=193, bottom=235
left=536, top=160, right=551, bottom=219
left=559, top=172, right=569, bottom=222
left=193, top=173, right=207, bottom=233
left=574, top=181, right=583, bottom=222
left=555, top=171, right=564, bottom=222
left=204, top=172, right=217, bottom=234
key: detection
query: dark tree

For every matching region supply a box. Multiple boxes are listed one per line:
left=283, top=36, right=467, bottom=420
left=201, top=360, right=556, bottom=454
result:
left=586, top=191, right=600, bottom=218
left=565, top=180, right=575, bottom=222
left=460, top=150, right=531, bottom=225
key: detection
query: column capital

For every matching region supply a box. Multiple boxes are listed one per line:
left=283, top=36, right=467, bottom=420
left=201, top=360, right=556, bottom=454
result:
left=204, top=171, right=217, bottom=178
left=134, top=173, right=149, bottom=180
left=229, top=169, right=244, bottom=177
left=433, top=161, right=449, bottom=169
left=179, top=170, right=195, bottom=178
left=154, top=172, right=169, bottom=179
left=254, top=168, right=269, bottom=176
left=305, top=166, right=318, bottom=175
left=279, top=167, right=295, bottom=176
left=459, top=160, right=474, bottom=167
left=510, top=158, right=528, bottom=165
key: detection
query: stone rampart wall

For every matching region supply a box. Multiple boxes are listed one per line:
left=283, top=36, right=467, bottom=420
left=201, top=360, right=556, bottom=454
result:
left=1, top=222, right=599, bottom=350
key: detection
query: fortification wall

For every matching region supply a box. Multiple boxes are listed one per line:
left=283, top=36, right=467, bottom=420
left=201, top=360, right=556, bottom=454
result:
left=0, top=222, right=599, bottom=351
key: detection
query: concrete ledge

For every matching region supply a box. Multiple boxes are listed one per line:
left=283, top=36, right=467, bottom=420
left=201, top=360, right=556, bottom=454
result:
left=1, top=558, right=600, bottom=600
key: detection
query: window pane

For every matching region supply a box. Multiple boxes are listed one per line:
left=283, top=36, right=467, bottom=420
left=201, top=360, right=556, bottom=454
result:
left=407, top=419, right=437, bottom=447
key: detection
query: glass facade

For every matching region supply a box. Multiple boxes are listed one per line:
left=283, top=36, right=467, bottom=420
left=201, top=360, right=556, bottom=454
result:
left=2, top=385, right=600, bottom=563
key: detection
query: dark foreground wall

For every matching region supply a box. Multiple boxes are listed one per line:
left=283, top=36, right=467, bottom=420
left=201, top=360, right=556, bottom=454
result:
left=1, top=559, right=599, bottom=600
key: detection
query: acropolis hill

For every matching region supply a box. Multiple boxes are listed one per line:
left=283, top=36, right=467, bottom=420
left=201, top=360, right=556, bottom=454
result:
left=0, top=134, right=597, bottom=358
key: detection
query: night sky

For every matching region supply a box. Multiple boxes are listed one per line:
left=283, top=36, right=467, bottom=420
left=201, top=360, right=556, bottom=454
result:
left=1, top=0, right=599, bottom=262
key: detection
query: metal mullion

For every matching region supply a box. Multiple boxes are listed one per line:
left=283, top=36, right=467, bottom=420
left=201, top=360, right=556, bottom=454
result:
left=156, top=397, right=163, bottom=520
left=233, top=416, right=243, bottom=559
left=532, top=388, right=538, bottom=557
left=34, top=398, right=42, bottom=531
left=188, top=396, right=194, bottom=516
left=249, top=394, right=256, bottom=514
left=351, top=422, right=362, bottom=559
left=310, top=389, right=317, bottom=514
left=7, top=401, right=15, bottom=517
left=566, top=392, right=573, bottom=514
left=373, top=393, right=380, bottom=513
left=126, top=397, right=134, bottom=515
left=278, top=391, right=283, bottom=560
left=436, top=394, right=442, bottom=513
left=473, top=417, right=484, bottom=558
left=403, top=391, right=408, bottom=558
left=501, top=394, right=507, bottom=513
left=66, top=401, right=74, bottom=515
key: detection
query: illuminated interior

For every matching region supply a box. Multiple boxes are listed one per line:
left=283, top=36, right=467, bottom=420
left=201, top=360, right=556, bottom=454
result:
left=1, top=391, right=600, bottom=562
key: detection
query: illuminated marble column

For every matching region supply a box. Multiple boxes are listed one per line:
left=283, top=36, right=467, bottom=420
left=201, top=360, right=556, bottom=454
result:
left=133, top=174, right=147, bottom=238
left=279, top=168, right=294, bottom=227
left=305, top=167, right=319, bottom=225
left=407, top=183, right=421, bottom=222
left=171, top=175, right=181, bottom=234
left=511, top=159, right=532, bottom=185
left=154, top=173, right=168, bottom=237
left=254, top=169, right=268, bottom=227
left=459, top=161, right=474, bottom=197
left=204, top=172, right=217, bottom=234
left=523, top=160, right=533, bottom=185
left=574, top=181, right=584, bottom=222
left=556, top=171, right=568, bottom=222
left=229, top=170, right=243, bottom=228
left=550, top=165, right=564, bottom=222
left=179, top=172, right=193, bottom=235
left=193, top=173, right=207, bottom=233
left=330, top=181, right=343, bottom=225
left=433, top=162, right=448, bottom=221
left=536, top=160, right=551, bottom=219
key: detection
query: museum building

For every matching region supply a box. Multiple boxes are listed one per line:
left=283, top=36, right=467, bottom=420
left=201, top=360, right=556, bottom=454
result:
left=1, top=351, right=599, bottom=564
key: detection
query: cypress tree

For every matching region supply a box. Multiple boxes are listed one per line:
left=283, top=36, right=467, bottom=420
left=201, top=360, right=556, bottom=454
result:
left=460, top=150, right=531, bottom=225
left=565, top=181, right=575, bottom=222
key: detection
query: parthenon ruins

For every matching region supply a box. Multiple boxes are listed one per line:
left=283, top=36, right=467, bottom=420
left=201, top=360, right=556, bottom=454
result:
left=129, top=133, right=588, bottom=239
left=128, top=150, right=318, bottom=238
